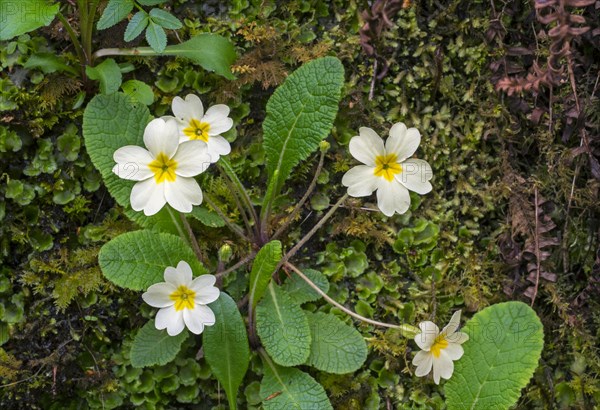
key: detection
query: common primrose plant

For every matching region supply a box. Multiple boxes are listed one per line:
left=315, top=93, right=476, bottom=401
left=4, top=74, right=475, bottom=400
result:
left=84, top=57, right=545, bottom=410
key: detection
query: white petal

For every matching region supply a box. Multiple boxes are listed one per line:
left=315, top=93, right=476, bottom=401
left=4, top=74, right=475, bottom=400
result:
left=183, top=308, right=205, bottom=334
left=348, top=127, right=385, bottom=166
left=183, top=305, right=216, bottom=334
left=341, top=165, right=379, bottom=197
left=176, top=261, right=194, bottom=283
left=206, top=135, right=231, bottom=162
left=441, top=310, right=462, bottom=336
left=396, top=159, right=433, bottom=195
left=376, top=180, right=411, bottom=216
left=413, top=351, right=433, bottom=377
left=112, top=146, right=153, bottom=181
left=164, top=264, right=192, bottom=286
left=432, top=352, right=454, bottom=384
left=189, top=274, right=216, bottom=291
left=387, top=123, right=421, bottom=161
left=143, top=118, right=179, bottom=158
left=203, top=104, right=230, bottom=123
left=207, top=117, right=234, bottom=135
left=194, top=286, right=220, bottom=305
left=130, top=178, right=166, bottom=216
left=196, top=304, right=216, bottom=325
left=155, top=305, right=185, bottom=336
left=414, top=321, right=439, bottom=351
left=173, top=141, right=212, bottom=176
left=167, top=313, right=186, bottom=336
left=172, top=94, right=203, bottom=121
left=447, top=331, right=469, bottom=345
left=412, top=349, right=430, bottom=367
left=142, top=282, right=176, bottom=308
left=164, top=177, right=203, bottom=213
left=443, top=343, right=464, bottom=360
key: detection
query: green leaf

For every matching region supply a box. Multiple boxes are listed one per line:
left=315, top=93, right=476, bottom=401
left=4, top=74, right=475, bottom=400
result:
left=83, top=92, right=150, bottom=207
left=130, top=34, right=236, bottom=80
left=24, top=53, right=77, bottom=75
left=262, top=57, right=344, bottom=199
left=0, top=0, right=59, bottom=40
left=97, top=0, right=134, bottom=30
left=149, top=8, right=182, bottom=29
left=86, top=58, right=123, bottom=94
left=130, top=320, right=188, bottom=368
left=256, top=284, right=311, bottom=367
left=249, top=241, right=282, bottom=308
left=137, top=0, right=166, bottom=5
left=83, top=93, right=183, bottom=230
left=260, top=359, right=332, bottom=410
left=145, top=21, right=166, bottom=52
left=281, top=268, right=329, bottom=305
left=189, top=206, right=225, bottom=227
left=203, top=293, right=250, bottom=410
left=445, top=302, right=544, bottom=410
left=121, top=79, right=154, bottom=105
left=304, top=311, right=367, bottom=374
left=98, top=230, right=207, bottom=290
left=124, top=205, right=184, bottom=235
left=124, top=11, right=149, bottom=42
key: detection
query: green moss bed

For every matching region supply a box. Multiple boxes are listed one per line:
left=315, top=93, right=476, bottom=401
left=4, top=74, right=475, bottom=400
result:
left=0, top=0, right=598, bottom=408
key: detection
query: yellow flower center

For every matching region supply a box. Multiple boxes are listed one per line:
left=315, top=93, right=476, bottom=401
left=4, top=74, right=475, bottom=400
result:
left=183, top=118, right=211, bottom=142
left=148, top=152, right=178, bottom=184
left=430, top=335, right=449, bottom=358
left=374, top=153, right=402, bottom=181
left=169, top=285, right=196, bottom=311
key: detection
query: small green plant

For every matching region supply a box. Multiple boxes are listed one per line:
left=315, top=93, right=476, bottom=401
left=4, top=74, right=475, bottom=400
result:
left=0, top=0, right=236, bottom=94
left=82, top=56, right=546, bottom=409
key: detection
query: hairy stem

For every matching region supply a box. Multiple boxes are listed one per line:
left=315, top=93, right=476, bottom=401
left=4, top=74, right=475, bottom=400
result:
left=83, top=0, right=100, bottom=64
left=286, top=262, right=419, bottom=337
left=203, top=194, right=252, bottom=243
left=166, top=206, right=191, bottom=247
left=218, top=159, right=260, bottom=238
left=278, top=193, right=348, bottom=270
left=272, top=151, right=325, bottom=240
left=215, top=252, right=256, bottom=279
left=56, top=12, right=86, bottom=77
left=223, top=177, right=254, bottom=240
left=179, top=212, right=204, bottom=263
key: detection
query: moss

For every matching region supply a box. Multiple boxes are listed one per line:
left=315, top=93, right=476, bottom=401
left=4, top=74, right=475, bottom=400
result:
left=0, top=0, right=598, bottom=408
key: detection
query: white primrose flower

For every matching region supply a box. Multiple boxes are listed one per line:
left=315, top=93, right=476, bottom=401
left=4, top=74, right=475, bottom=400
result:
left=341, top=123, right=433, bottom=217
left=412, top=310, right=469, bottom=384
left=142, top=261, right=220, bottom=336
left=112, top=118, right=211, bottom=216
left=166, top=94, right=233, bottom=163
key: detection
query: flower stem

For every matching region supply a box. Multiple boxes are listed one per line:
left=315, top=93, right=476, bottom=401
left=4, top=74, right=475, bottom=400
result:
left=215, top=252, right=256, bottom=279
left=218, top=159, right=259, bottom=236
left=222, top=177, right=254, bottom=240
left=285, top=262, right=419, bottom=337
left=272, top=150, right=325, bottom=240
left=56, top=12, right=86, bottom=77
left=203, top=194, right=252, bottom=243
left=166, top=206, right=191, bottom=247
left=179, top=212, right=205, bottom=263
left=278, top=193, right=348, bottom=269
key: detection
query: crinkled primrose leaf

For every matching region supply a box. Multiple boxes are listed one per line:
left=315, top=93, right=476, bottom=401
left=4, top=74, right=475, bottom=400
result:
left=130, top=320, right=188, bottom=368
left=256, top=283, right=311, bottom=367
left=203, top=293, right=250, bottom=410
left=262, top=56, right=344, bottom=204
left=304, top=311, right=367, bottom=374
left=260, top=358, right=332, bottom=410
left=98, top=230, right=207, bottom=290
left=445, top=302, right=544, bottom=410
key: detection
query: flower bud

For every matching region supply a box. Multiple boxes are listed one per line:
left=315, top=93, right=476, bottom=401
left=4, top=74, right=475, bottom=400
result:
left=218, top=243, right=233, bottom=263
